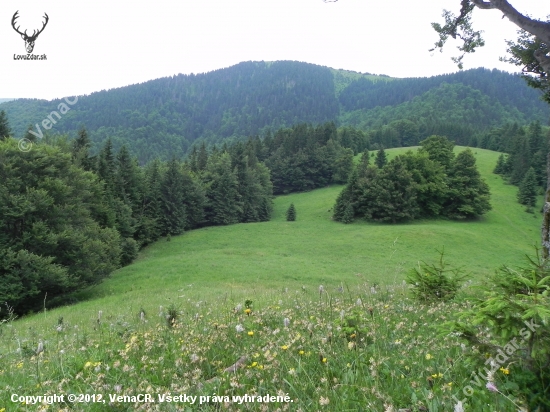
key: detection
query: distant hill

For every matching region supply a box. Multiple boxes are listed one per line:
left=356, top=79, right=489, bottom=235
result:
left=1, top=61, right=547, bottom=163
left=0, top=98, right=15, bottom=104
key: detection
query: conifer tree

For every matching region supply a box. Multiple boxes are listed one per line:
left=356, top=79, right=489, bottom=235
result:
left=517, top=167, right=538, bottom=207
left=493, top=153, right=507, bottom=175
left=71, top=127, right=95, bottom=171
left=375, top=147, right=387, bottom=169
left=286, top=203, right=296, bottom=221
left=160, top=158, right=187, bottom=235
left=341, top=202, right=354, bottom=224
left=445, top=149, right=491, bottom=219
left=0, top=110, right=11, bottom=139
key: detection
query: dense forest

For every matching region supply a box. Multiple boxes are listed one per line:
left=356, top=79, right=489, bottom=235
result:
left=1, top=62, right=547, bottom=163
left=0, top=114, right=365, bottom=315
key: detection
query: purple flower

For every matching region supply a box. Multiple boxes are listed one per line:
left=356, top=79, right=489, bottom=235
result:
left=486, top=382, right=498, bottom=392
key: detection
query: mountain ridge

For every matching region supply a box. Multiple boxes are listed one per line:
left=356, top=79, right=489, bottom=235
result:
left=1, top=60, right=547, bottom=163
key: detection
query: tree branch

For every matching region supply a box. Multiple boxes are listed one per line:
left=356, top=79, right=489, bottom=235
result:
left=475, top=0, right=550, bottom=44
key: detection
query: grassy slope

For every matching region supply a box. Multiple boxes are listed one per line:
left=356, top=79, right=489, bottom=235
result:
left=62, top=146, right=541, bottom=319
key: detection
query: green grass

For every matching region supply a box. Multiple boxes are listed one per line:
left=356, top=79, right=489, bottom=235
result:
left=0, top=146, right=542, bottom=411
left=74, top=146, right=540, bottom=309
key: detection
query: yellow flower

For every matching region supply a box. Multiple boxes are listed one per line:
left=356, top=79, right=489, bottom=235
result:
left=244, top=308, right=252, bottom=315
left=500, top=367, right=510, bottom=375
left=425, top=353, right=433, bottom=360
left=247, top=331, right=254, bottom=336
left=16, top=362, right=23, bottom=369
left=0, top=408, right=6, bottom=412
left=299, top=350, right=305, bottom=355
left=84, top=361, right=93, bottom=368
left=251, top=362, right=258, bottom=367
left=447, top=382, right=453, bottom=386
left=431, top=373, right=443, bottom=378
left=384, top=305, right=389, bottom=308
left=281, top=345, right=288, bottom=350
left=322, top=357, right=327, bottom=363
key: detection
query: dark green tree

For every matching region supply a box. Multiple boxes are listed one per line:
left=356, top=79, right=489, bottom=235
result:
left=365, top=157, right=418, bottom=223
left=0, top=139, right=121, bottom=314
left=517, top=167, right=538, bottom=207
left=445, top=149, right=491, bottom=219
left=493, top=153, right=507, bottom=175
left=160, top=158, right=187, bottom=235
left=419, top=135, right=455, bottom=171
left=375, top=147, right=387, bottom=169
left=71, top=127, right=95, bottom=171
left=0, top=110, right=11, bottom=139
left=286, top=203, right=296, bottom=221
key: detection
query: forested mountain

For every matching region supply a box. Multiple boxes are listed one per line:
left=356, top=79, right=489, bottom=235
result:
left=1, top=61, right=547, bottom=163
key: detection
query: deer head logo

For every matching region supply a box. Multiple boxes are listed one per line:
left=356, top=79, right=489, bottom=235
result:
left=12, top=11, right=49, bottom=54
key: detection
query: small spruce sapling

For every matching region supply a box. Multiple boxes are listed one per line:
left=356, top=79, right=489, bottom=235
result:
left=286, top=203, right=296, bottom=221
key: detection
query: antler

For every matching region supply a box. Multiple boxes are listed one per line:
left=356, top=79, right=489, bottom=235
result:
left=29, top=13, right=49, bottom=40
left=11, top=11, right=26, bottom=37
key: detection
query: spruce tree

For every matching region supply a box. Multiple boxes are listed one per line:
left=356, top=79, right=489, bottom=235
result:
left=341, top=203, right=354, bottom=224
left=517, top=167, right=537, bottom=207
left=0, top=110, right=11, bottom=139
left=445, top=149, right=491, bottom=219
left=375, top=147, right=387, bottom=169
left=493, top=153, right=506, bottom=175
left=286, top=203, right=296, bottom=221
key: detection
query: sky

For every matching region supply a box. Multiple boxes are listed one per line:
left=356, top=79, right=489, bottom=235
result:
left=0, top=0, right=547, bottom=100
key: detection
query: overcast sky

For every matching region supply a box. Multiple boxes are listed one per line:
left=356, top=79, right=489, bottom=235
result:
left=0, top=0, right=547, bottom=100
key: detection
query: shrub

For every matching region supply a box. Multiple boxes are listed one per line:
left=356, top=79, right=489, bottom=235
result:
left=406, top=250, right=468, bottom=302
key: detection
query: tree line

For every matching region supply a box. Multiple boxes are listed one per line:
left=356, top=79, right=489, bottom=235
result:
left=0, top=115, right=368, bottom=315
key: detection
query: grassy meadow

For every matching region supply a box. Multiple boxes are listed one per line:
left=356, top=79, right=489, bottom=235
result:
left=0, top=147, right=542, bottom=411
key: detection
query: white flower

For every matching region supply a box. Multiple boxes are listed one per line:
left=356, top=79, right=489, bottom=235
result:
left=283, top=318, right=290, bottom=328
left=356, top=298, right=362, bottom=306
left=235, top=304, right=242, bottom=311
left=453, top=400, right=464, bottom=412
left=236, top=324, right=244, bottom=333
left=190, top=353, right=199, bottom=363
left=319, top=285, right=324, bottom=294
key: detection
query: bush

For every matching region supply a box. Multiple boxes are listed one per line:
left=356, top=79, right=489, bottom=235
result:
left=406, top=250, right=468, bottom=302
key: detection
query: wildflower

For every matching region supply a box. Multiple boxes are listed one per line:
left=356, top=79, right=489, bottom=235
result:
left=283, top=317, right=290, bottom=328
left=321, top=357, right=327, bottom=363
left=244, top=308, right=252, bottom=315
left=289, top=368, right=296, bottom=376
left=384, top=304, right=389, bottom=308
left=84, top=361, right=93, bottom=369
left=339, top=310, right=345, bottom=320
left=190, top=353, right=199, bottom=363
left=356, top=298, right=362, bottom=306
left=499, top=367, right=510, bottom=375
left=251, top=362, right=258, bottom=367
left=299, top=350, right=305, bottom=355
left=425, top=353, right=432, bottom=360
left=281, top=345, right=288, bottom=350
left=319, top=396, right=330, bottom=405
left=454, top=400, right=464, bottom=412
left=394, top=339, right=401, bottom=344
left=348, top=341, right=355, bottom=350
left=235, top=304, right=242, bottom=312
left=486, top=382, right=498, bottom=392
left=236, top=324, right=244, bottom=333
left=36, top=340, right=44, bottom=355
left=248, top=331, right=254, bottom=336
